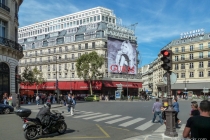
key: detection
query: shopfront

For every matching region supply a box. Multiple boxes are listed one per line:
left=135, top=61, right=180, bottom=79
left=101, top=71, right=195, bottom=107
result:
left=0, top=62, right=10, bottom=101
left=20, top=80, right=142, bottom=96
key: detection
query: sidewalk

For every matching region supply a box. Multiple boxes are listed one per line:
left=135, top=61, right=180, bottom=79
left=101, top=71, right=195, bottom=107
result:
left=15, top=104, right=63, bottom=110
left=124, top=131, right=190, bottom=140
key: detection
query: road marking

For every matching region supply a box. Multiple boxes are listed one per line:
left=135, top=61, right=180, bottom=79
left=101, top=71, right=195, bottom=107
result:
left=65, top=111, right=93, bottom=116
left=94, top=115, right=121, bottom=122
left=105, top=116, right=132, bottom=124
left=96, top=124, right=110, bottom=138
left=73, top=113, right=101, bottom=118
left=154, top=124, right=166, bottom=132
left=106, top=126, right=130, bottom=131
left=119, top=118, right=145, bottom=127
left=84, top=114, right=111, bottom=120
left=135, top=121, right=154, bottom=131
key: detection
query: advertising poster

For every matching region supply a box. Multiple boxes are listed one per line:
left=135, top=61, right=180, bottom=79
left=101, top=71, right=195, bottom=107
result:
left=115, top=91, right=121, bottom=99
left=108, top=37, right=137, bottom=74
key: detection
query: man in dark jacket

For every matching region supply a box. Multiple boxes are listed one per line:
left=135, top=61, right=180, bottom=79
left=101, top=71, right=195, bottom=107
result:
left=36, top=103, right=52, bottom=133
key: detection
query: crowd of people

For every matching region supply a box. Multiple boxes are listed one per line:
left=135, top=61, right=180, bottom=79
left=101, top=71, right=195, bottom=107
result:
left=152, top=98, right=210, bottom=139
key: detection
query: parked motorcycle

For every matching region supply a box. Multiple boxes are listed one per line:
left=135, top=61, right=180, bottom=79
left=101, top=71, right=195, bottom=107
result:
left=15, top=109, right=67, bottom=140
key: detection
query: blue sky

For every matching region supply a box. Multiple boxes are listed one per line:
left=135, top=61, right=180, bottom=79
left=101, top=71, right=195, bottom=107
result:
left=19, top=0, right=210, bottom=67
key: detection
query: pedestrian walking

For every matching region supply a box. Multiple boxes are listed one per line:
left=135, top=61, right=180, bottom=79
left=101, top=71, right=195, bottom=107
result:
left=66, top=94, right=75, bottom=116
left=183, top=100, right=210, bottom=139
left=2, top=93, right=8, bottom=105
left=8, top=94, right=13, bottom=106
left=152, top=98, right=163, bottom=124
left=72, top=95, right=76, bottom=113
left=190, top=103, right=200, bottom=117
left=173, top=98, right=181, bottom=125
left=36, top=95, right=40, bottom=106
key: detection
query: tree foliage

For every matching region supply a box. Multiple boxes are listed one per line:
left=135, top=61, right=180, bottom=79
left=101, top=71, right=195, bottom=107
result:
left=21, top=66, right=35, bottom=86
left=76, top=51, right=104, bottom=95
left=33, top=67, right=45, bottom=95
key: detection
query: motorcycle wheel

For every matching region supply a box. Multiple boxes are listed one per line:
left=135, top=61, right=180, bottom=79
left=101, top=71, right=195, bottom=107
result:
left=57, top=121, right=67, bottom=134
left=24, top=126, right=38, bottom=140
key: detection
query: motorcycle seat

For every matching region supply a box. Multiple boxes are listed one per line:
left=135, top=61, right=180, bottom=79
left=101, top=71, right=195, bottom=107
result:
left=27, top=118, right=41, bottom=124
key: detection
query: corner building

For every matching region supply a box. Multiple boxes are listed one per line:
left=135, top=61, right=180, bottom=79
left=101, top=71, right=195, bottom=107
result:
left=155, top=30, right=210, bottom=96
left=0, top=0, right=23, bottom=102
left=18, top=7, right=142, bottom=96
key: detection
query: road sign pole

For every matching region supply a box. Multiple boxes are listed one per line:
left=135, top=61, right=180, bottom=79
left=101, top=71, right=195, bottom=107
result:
left=164, top=71, right=178, bottom=137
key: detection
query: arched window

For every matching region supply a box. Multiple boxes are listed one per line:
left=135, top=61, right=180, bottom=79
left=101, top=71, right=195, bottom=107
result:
left=0, top=62, right=10, bottom=101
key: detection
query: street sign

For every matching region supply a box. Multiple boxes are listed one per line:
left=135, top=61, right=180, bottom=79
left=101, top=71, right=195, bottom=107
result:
left=116, top=84, right=122, bottom=90
left=162, top=72, right=177, bottom=85
left=203, top=87, right=209, bottom=93
left=115, top=91, right=121, bottom=99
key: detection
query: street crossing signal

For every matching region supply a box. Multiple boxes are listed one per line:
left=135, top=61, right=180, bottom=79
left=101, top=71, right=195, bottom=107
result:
left=160, top=50, right=172, bottom=71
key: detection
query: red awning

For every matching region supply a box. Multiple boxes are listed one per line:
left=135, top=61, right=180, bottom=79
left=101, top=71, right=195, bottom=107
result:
left=20, top=81, right=102, bottom=90
left=103, top=81, right=142, bottom=88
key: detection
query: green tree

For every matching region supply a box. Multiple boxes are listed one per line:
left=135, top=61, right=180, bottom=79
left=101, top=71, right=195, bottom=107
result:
left=76, top=51, right=104, bottom=95
left=33, top=67, right=45, bottom=95
left=21, top=66, right=35, bottom=95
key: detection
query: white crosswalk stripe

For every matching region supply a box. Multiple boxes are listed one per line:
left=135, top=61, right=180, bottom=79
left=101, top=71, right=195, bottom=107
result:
left=84, top=114, right=111, bottom=120
left=94, top=115, right=122, bottom=122
left=105, top=116, right=132, bottom=124
left=135, top=121, right=154, bottom=131
left=119, top=118, right=145, bottom=127
left=73, top=112, right=102, bottom=118
left=154, top=124, right=166, bottom=132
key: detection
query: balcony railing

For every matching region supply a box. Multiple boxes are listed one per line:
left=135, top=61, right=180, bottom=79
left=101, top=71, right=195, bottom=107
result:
left=0, top=37, right=23, bottom=53
left=0, top=3, right=10, bottom=12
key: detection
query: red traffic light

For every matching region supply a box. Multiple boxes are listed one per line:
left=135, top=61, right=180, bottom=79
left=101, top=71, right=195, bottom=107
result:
left=161, top=50, right=170, bottom=56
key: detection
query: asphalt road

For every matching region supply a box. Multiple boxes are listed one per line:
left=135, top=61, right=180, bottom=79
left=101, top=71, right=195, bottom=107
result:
left=0, top=99, right=193, bottom=140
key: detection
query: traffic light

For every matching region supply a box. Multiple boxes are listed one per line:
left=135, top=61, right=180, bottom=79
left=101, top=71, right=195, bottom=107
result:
left=160, top=50, right=172, bottom=71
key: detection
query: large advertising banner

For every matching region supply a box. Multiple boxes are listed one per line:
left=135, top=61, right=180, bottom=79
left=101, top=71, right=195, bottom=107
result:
left=108, top=37, right=137, bottom=74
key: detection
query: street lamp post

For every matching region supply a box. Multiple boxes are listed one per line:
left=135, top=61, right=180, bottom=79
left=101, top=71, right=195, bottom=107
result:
left=55, top=56, right=60, bottom=102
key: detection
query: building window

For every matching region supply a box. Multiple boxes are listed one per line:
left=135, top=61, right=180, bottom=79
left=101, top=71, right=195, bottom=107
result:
left=48, top=49, right=51, bottom=53
left=78, top=44, right=81, bottom=50
left=208, top=71, right=210, bottom=77
left=189, top=63, right=194, bottom=69
left=199, top=71, right=204, bottom=77
left=190, top=45, right=193, bottom=51
left=35, top=58, right=37, bottom=62
left=39, top=66, right=42, bottom=72
left=72, top=45, right=75, bottom=50
left=40, top=50, right=42, bottom=54
left=189, top=72, right=194, bottom=77
left=48, top=74, right=51, bottom=79
left=56, top=37, right=64, bottom=44
left=181, top=73, right=185, bottom=78
left=175, top=56, right=178, bottom=61
left=199, top=62, right=203, bottom=68
left=72, top=73, right=75, bottom=78
left=78, top=53, right=81, bottom=58
left=175, top=48, right=179, bottom=53
left=64, top=63, right=67, bottom=69
left=65, top=73, right=67, bottom=78
left=181, top=64, right=185, bottom=69
left=199, top=44, right=203, bottom=50
left=208, top=51, right=210, bottom=57
left=65, top=46, right=68, bottom=51
left=85, top=43, right=88, bottom=49
left=48, top=57, right=50, bottom=62
left=176, top=73, right=179, bottom=78
left=92, top=42, right=95, bottom=49
left=0, top=19, right=7, bottom=38
left=181, top=47, right=185, bottom=52
left=53, top=48, right=56, bottom=53
left=59, top=47, right=62, bottom=52
left=53, top=64, right=55, bottom=71
left=208, top=61, right=210, bottom=67
left=199, top=52, right=203, bottom=59
left=43, top=40, right=48, bottom=47
left=175, top=64, right=179, bottom=70
left=48, top=65, right=50, bottom=71
left=208, top=42, right=210, bottom=48
left=72, top=54, right=74, bottom=59
left=71, top=63, right=74, bottom=70
left=181, top=55, right=185, bottom=60
left=189, top=54, right=193, bottom=60
left=59, top=64, right=61, bottom=71
left=105, top=61, right=108, bottom=68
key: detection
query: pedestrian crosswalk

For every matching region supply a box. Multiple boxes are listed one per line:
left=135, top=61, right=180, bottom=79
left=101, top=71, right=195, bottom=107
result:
left=31, top=109, right=186, bottom=133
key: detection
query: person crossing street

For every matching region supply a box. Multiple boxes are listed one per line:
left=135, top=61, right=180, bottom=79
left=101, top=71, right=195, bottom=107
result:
left=152, top=98, right=163, bottom=124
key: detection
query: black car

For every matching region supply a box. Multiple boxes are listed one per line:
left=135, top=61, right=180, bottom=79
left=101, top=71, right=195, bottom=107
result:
left=0, top=103, right=14, bottom=114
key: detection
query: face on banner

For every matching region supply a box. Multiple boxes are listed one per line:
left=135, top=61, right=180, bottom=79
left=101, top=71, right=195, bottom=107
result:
left=107, top=38, right=137, bottom=74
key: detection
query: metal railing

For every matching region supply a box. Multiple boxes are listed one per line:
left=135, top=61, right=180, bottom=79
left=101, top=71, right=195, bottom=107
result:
left=0, top=37, right=23, bottom=52
left=0, top=3, right=10, bottom=12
